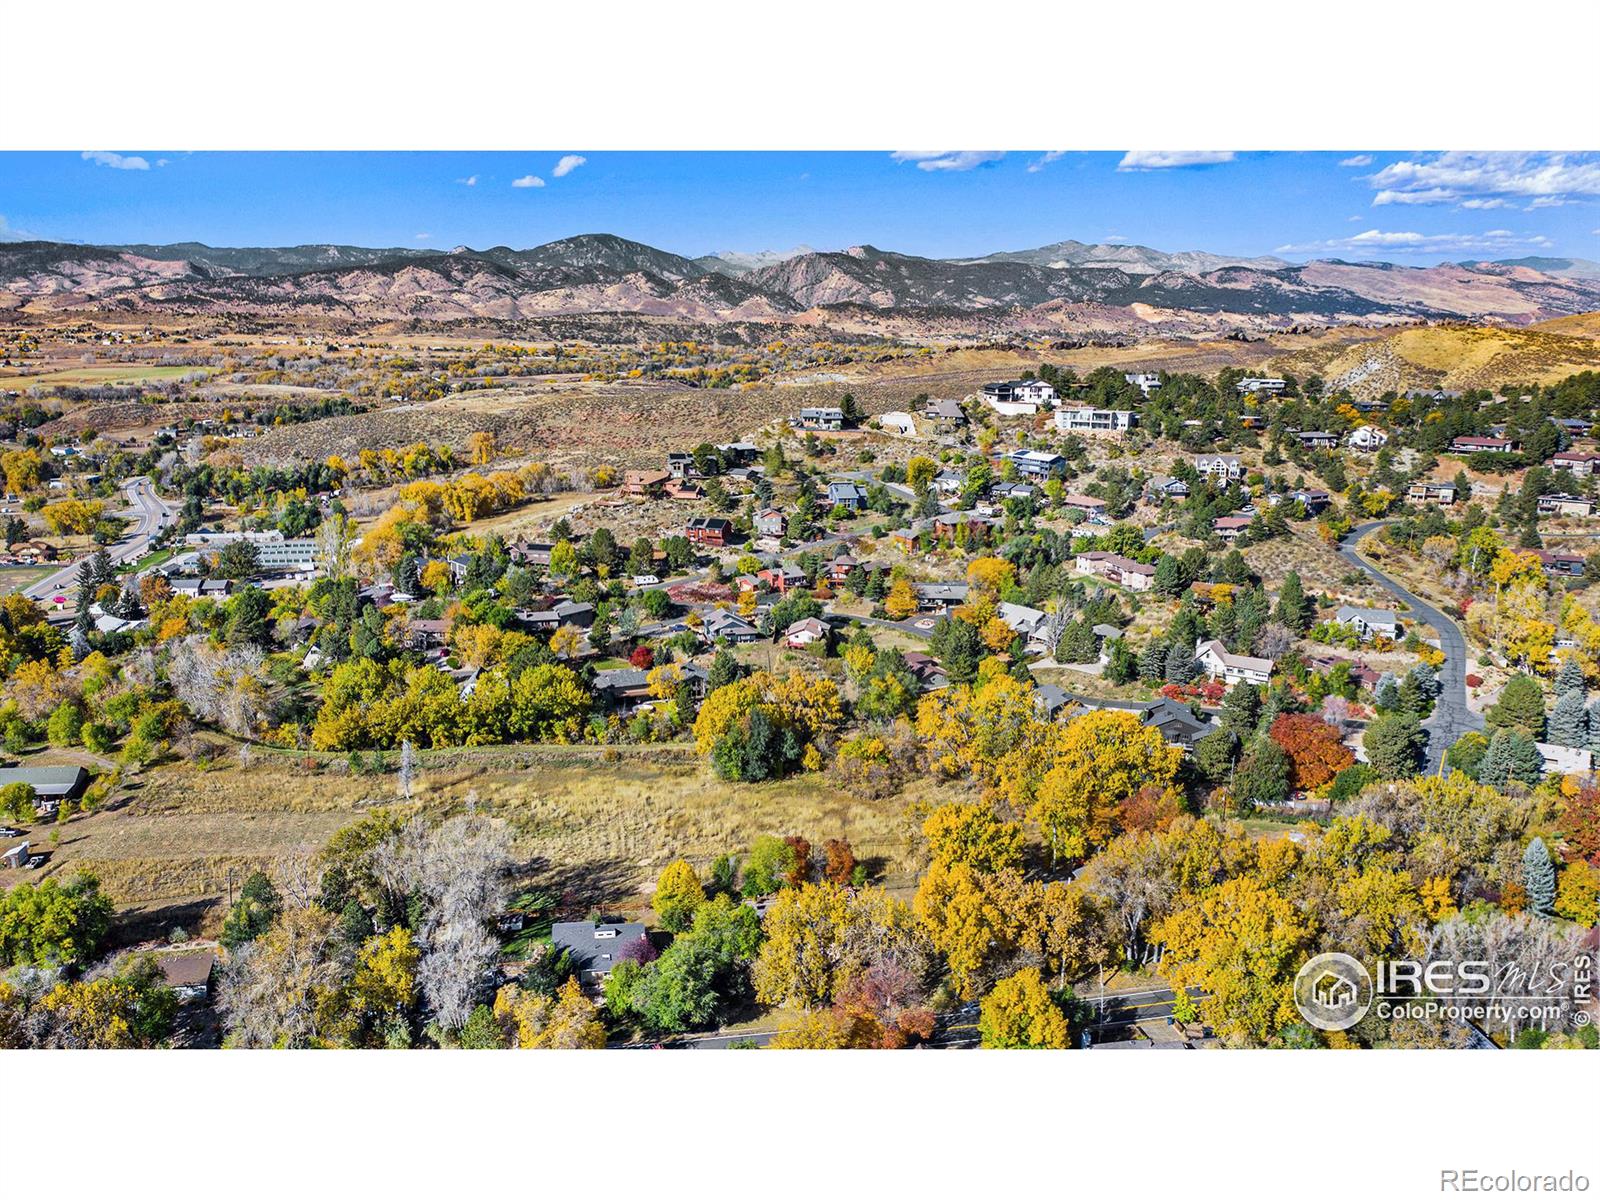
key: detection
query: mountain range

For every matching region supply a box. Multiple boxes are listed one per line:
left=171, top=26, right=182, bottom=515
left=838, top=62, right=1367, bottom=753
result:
left=2, top=234, right=1597, bottom=336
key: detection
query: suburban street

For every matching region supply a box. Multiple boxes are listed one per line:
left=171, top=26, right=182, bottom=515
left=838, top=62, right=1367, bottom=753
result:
left=1337, top=521, right=1485, bottom=772
left=23, top=476, right=178, bottom=604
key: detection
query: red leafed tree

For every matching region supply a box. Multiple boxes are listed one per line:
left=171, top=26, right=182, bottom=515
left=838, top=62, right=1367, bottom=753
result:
left=1268, top=712, right=1355, bottom=791
left=1118, top=784, right=1182, bottom=833
left=822, top=837, right=856, bottom=884
left=629, top=645, right=654, bottom=669
left=1559, top=786, right=1600, bottom=866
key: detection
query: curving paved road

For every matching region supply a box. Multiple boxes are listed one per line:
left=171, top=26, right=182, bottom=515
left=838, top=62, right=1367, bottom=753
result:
left=24, top=476, right=177, bottom=604
left=1337, top=521, right=1484, bottom=772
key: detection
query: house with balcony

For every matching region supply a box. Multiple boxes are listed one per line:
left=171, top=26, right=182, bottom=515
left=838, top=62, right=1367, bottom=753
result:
left=1194, top=453, right=1244, bottom=481
left=1407, top=481, right=1457, bottom=506
left=1054, top=406, right=1136, bottom=435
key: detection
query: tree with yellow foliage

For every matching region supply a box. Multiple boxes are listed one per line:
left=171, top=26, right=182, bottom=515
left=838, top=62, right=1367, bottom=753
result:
left=980, top=615, right=1015, bottom=653
left=0, top=449, right=43, bottom=495
left=43, top=499, right=104, bottom=536
left=1030, top=710, right=1182, bottom=864
left=419, top=561, right=453, bottom=595
left=468, top=430, right=496, bottom=466
left=492, top=977, right=606, bottom=1048
left=884, top=577, right=917, bottom=620
left=922, top=801, right=1024, bottom=873
left=978, top=967, right=1071, bottom=1049
left=965, top=555, right=1016, bottom=597
left=653, top=860, right=705, bottom=932
left=1152, top=874, right=1310, bottom=1046
left=349, top=927, right=419, bottom=1029
left=753, top=882, right=926, bottom=1010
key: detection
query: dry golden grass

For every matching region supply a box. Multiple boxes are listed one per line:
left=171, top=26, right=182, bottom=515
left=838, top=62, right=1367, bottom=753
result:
left=1280, top=322, right=1600, bottom=394
left=27, top=745, right=935, bottom=912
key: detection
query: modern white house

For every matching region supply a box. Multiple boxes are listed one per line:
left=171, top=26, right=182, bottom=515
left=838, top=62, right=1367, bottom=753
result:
left=793, top=406, right=846, bottom=431
left=1235, top=377, right=1287, bottom=394
left=981, top=380, right=1056, bottom=415
left=1123, top=372, right=1162, bottom=397
left=1054, top=406, right=1137, bottom=435
left=1348, top=425, right=1389, bottom=451
left=1195, top=639, right=1274, bottom=685
left=1538, top=493, right=1597, bottom=517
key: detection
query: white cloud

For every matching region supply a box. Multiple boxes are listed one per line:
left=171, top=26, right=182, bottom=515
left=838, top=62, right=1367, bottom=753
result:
left=1459, top=197, right=1512, bottom=210
left=1372, top=187, right=1458, bottom=206
left=1339, top=154, right=1373, bottom=167
left=457, top=175, right=478, bottom=186
left=511, top=175, right=545, bottom=188
left=1276, top=227, right=1555, bottom=257
left=81, top=150, right=152, bottom=171
left=1116, top=151, right=1234, bottom=171
left=1365, top=151, right=1600, bottom=207
left=890, top=151, right=1006, bottom=172
left=415, top=233, right=431, bottom=241
left=552, top=154, right=587, bottom=178
left=1027, top=151, right=1066, bottom=174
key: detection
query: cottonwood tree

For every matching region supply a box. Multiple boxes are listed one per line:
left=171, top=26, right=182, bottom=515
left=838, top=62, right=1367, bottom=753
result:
left=166, top=637, right=280, bottom=738
left=218, top=906, right=352, bottom=1048
left=373, top=815, right=513, bottom=1032
left=398, top=740, right=416, bottom=801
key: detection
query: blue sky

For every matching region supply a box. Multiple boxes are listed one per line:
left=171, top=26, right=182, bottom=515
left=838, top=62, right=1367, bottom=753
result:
left=2, top=151, right=1597, bottom=264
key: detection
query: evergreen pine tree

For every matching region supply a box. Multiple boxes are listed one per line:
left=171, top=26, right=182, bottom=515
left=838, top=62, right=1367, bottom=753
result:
left=1220, top=681, right=1261, bottom=738
left=1478, top=730, right=1513, bottom=788
left=1104, top=640, right=1137, bottom=685
left=1274, top=571, right=1312, bottom=633
left=1374, top=674, right=1400, bottom=712
left=1587, top=698, right=1600, bottom=755
left=1138, top=641, right=1169, bottom=682
left=1164, top=640, right=1197, bottom=684
left=1406, top=662, right=1440, bottom=700
left=1220, top=550, right=1250, bottom=585
left=1152, top=554, right=1182, bottom=598
left=1556, top=656, right=1586, bottom=696
left=1548, top=690, right=1588, bottom=748
left=1486, top=674, right=1545, bottom=738
left=1505, top=731, right=1545, bottom=787
left=1522, top=837, right=1556, bottom=917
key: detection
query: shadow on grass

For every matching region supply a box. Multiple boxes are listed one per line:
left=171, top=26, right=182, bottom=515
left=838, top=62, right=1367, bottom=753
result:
left=110, top=897, right=220, bottom=951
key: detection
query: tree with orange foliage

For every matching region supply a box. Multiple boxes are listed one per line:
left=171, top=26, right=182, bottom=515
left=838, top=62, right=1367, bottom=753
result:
left=1268, top=713, right=1355, bottom=792
left=783, top=835, right=812, bottom=889
left=1558, top=785, right=1600, bottom=866
left=822, top=838, right=856, bottom=885
left=1118, top=784, right=1183, bottom=833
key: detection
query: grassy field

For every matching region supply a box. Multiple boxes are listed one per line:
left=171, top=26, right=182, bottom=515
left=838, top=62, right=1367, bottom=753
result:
left=0, top=564, right=52, bottom=596
left=0, top=363, right=211, bottom=387
left=11, top=743, right=936, bottom=933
